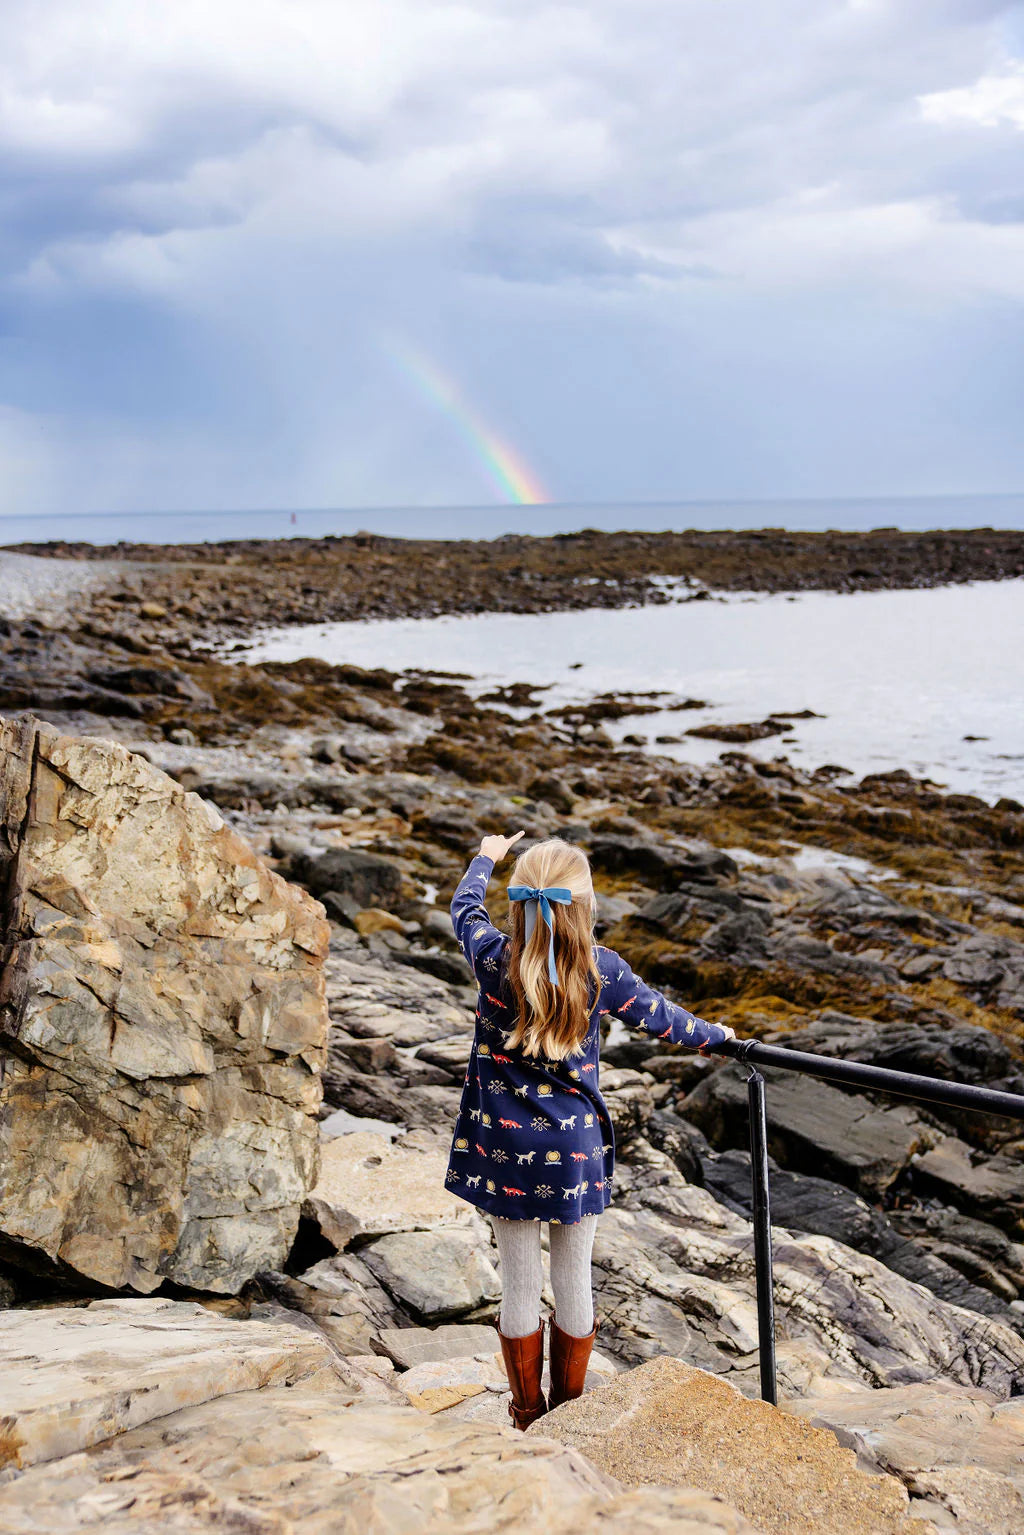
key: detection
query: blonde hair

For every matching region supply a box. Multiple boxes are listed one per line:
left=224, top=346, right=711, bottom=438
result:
left=504, top=838, right=602, bottom=1060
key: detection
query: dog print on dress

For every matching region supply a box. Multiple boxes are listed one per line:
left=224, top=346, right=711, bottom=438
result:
left=443, top=851, right=730, bottom=1225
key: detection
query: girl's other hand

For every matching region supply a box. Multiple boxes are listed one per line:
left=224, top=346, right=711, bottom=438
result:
left=479, top=830, right=526, bottom=862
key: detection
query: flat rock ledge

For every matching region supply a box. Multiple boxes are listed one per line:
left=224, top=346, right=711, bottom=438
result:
left=0, top=717, right=330, bottom=1294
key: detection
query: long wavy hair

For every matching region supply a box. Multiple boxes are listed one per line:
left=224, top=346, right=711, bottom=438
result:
left=503, top=838, right=602, bottom=1060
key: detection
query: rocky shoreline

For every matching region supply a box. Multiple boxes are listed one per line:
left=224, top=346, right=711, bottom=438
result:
left=7, top=524, right=1024, bottom=634
left=2, top=540, right=1024, bottom=1531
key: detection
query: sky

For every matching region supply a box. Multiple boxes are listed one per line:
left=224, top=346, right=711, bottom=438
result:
left=2, top=0, right=1024, bottom=519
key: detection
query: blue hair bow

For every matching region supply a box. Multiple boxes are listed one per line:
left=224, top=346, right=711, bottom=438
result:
left=507, top=884, right=573, bottom=987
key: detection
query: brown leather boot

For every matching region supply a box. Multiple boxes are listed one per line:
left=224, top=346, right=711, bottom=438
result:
left=494, top=1318, right=548, bottom=1430
left=547, top=1315, right=598, bottom=1409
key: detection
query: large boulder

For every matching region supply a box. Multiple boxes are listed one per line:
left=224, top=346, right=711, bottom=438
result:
left=535, top=1356, right=933, bottom=1535
left=0, top=717, right=329, bottom=1294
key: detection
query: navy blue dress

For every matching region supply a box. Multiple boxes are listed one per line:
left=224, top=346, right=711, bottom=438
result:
left=444, top=853, right=731, bottom=1224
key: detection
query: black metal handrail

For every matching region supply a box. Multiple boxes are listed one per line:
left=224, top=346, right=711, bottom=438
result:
left=711, top=1035, right=1024, bottom=1405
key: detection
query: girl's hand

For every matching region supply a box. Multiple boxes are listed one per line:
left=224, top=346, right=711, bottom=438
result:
left=698, top=1023, right=736, bottom=1053
left=479, top=830, right=525, bottom=863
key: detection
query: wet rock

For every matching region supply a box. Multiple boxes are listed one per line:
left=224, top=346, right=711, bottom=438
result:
left=681, top=1063, right=934, bottom=1197
left=527, top=772, right=576, bottom=814
left=536, top=1356, right=931, bottom=1535
left=0, top=719, right=328, bottom=1295
left=587, top=834, right=739, bottom=890
left=361, top=1228, right=501, bottom=1321
left=701, top=1147, right=1022, bottom=1322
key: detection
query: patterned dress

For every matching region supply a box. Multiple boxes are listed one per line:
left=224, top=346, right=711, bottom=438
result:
left=444, top=853, right=731, bottom=1224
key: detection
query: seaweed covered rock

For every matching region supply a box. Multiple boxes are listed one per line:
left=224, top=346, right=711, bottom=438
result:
left=0, top=717, right=329, bottom=1294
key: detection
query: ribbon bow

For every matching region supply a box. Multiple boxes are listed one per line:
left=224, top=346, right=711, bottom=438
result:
left=507, top=884, right=573, bottom=987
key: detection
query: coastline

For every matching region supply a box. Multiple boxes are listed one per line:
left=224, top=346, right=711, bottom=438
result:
left=3, top=533, right=1024, bottom=1486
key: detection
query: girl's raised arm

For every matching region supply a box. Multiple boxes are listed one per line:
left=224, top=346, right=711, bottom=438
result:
left=599, top=947, right=734, bottom=1053
left=450, top=832, right=523, bottom=988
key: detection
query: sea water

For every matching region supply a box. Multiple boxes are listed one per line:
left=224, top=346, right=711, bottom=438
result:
left=2, top=491, right=1024, bottom=545
left=238, top=579, right=1024, bottom=806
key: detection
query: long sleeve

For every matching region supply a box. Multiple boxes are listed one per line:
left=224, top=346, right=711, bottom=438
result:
left=450, top=853, right=507, bottom=989
left=599, top=947, right=729, bottom=1052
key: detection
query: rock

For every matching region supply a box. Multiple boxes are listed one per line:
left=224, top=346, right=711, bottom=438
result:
left=302, top=1130, right=485, bottom=1249
left=0, top=1380, right=756, bottom=1533
left=291, top=847, right=402, bottom=908
left=261, top=1253, right=407, bottom=1353
left=422, top=907, right=456, bottom=943
left=393, top=948, right=473, bottom=986
left=353, top=907, right=406, bottom=935
left=361, top=1228, right=502, bottom=1320
left=376, top=1323, right=502, bottom=1369
left=0, top=719, right=329, bottom=1294
left=527, top=773, right=576, bottom=814
left=912, top=1135, right=1024, bottom=1232
left=395, top=1351, right=508, bottom=1412
left=785, top=1378, right=1024, bottom=1534
left=0, top=1297, right=337, bottom=1474
left=535, top=1356, right=932, bottom=1535
left=681, top=1063, right=933, bottom=1197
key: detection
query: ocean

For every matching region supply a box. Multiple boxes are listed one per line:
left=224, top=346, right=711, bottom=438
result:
left=2, top=492, right=1024, bottom=546
left=237, top=579, right=1024, bottom=808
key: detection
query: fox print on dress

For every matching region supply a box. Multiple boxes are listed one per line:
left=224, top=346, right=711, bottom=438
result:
left=444, top=850, right=730, bottom=1225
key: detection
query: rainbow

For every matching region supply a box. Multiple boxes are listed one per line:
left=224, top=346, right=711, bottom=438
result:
left=385, top=339, right=550, bottom=505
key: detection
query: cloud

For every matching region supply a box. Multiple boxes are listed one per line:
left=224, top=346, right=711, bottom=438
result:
left=2, top=0, right=1024, bottom=514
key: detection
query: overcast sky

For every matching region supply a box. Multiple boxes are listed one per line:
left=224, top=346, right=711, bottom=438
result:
left=2, top=0, right=1024, bottom=518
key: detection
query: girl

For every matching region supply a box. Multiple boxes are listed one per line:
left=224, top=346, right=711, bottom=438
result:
left=445, top=829, right=736, bottom=1429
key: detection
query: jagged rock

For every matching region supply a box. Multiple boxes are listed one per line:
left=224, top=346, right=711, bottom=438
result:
left=361, top=1227, right=501, bottom=1321
left=595, top=1154, right=1024, bottom=1398
left=0, top=718, right=329, bottom=1294
left=0, top=1298, right=337, bottom=1475
left=302, top=1129, right=487, bottom=1248
left=699, top=1146, right=1022, bottom=1322
left=534, top=1356, right=933, bottom=1535
left=258, top=1253, right=407, bottom=1353
left=681, top=1062, right=934, bottom=1197
left=785, top=1378, right=1024, bottom=1535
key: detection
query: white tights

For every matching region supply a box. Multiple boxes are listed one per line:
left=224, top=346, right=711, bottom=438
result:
left=490, top=1215, right=597, bottom=1338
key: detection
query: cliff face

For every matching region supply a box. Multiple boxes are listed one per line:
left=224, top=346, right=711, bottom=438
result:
left=0, top=717, right=329, bottom=1294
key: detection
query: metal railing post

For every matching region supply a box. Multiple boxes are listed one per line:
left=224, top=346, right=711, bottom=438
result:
left=746, top=1063, right=777, bottom=1405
